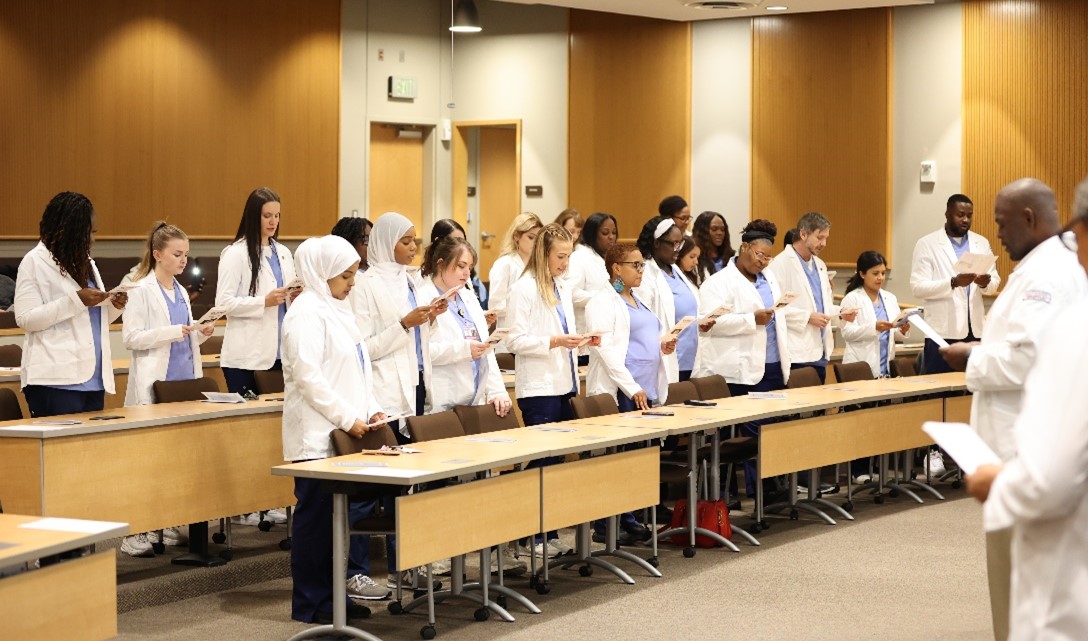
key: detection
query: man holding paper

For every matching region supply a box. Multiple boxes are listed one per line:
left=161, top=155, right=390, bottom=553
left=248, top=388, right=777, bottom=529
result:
left=769, top=211, right=858, bottom=383
left=939, top=178, right=1088, bottom=641
left=910, top=194, right=1001, bottom=374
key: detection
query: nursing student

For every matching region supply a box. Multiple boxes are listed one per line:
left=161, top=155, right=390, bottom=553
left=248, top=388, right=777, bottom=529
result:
left=506, top=223, right=596, bottom=558
left=693, top=219, right=791, bottom=502
left=691, top=211, right=735, bottom=283
left=330, top=216, right=373, bottom=273
left=281, top=235, right=390, bottom=624
left=561, top=212, right=618, bottom=364
left=119, top=222, right=213, bottom=557
left=634, top=216, right=700, bottom=381
left=487, top=212, right=543, bottom=319
left=352, top=213, right=447, bottom=442
left=14, top=192, right=127, bottom=417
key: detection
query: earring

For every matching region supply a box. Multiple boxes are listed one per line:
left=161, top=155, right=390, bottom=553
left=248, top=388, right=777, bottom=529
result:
left=612, top=276, right=624, bottom=293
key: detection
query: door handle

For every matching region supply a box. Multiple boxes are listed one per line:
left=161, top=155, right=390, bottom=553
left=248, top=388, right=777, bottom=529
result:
left=481, top=231, right=495, bottom=241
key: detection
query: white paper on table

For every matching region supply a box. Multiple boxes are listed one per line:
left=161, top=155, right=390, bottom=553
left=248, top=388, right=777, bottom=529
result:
left=668, top=316, right=695, bottom=336
left=576, top=331, right=606, bottom=348
left=201, top=392, right=247, bottom=404
left=348, top=467, right=432, bottom=478
left=0, top=366, right=19, bottom=373
left=529, top=426, right=578, bottom=433
left=773, top=292, right=799, bottom=310
left=20, top=517, right=126, bottom=535
left=952, top=252, right=997, bottom=276
left=907, top=314, right=949, bottom=348
left=700, top=304, right=733, bottom=323
left=485, top=328, right=510, bottom=346
left=32, top=419, right=83, bottom=425
left=195, top=306, right=227, bottom=325
left=921, top=421, right=1000, bottom=475
left=748, top=391, right=787, bottom=400
left=465, top=436, right=516, bottom=443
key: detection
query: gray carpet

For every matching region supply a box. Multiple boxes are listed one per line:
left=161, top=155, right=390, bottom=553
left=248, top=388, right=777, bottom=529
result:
left=115, top=488, right=992, bottom=641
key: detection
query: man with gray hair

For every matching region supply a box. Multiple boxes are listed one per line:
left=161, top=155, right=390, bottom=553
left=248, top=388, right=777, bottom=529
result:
left=943, top=178, right=1088, bottom=641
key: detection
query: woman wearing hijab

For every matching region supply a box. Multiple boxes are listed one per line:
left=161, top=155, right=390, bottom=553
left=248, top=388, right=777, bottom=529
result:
left=282, top=235, right=389, bottom=624
left=350, top=212, right=448, bottom=442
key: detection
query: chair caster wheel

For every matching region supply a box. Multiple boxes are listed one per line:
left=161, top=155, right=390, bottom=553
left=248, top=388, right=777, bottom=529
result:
left=474, top=607, right=490, bottom=621
left=151, top=542, right=165, bottom=554
left=578, top=565, right=592, bottom=577
left=528, top=575, right=538, bottom=589
left=789, top=509, right=799, bottom=520
left=420, top=624, right=437, bottom=640
left=219, top=550, right=233, bottom=562
left=951, top=480, right=963, bottom=490
left=682, top=547, right=695, bottom=558
left=874, top=494, right=885, bottom=505
left=413, top=589, right=429, bottom=599
left=535, top=581, right=550, bottom=595
left=647, top=556, right=659, bottom=568
left=257, top=520, right=273, bottom=533
left=212, top=532, right=226, bottom=544
left=889, top=488, right=900, bottom=498
left=843, top=501, right=854, bottom=513
left=751, top=523, right=762, bottom=533
left=496, top=595, right=508, bottom=609
left=278, top=538, right=291, bottom=551
left=388, top=601, right=404, bottom=615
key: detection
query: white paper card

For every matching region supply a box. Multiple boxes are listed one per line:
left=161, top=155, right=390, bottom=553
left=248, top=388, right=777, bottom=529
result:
left=576, top=331, right=605, bottom=348
left=907, top=314, right=949, bottom=348
left=485, top=328, right=510, bottom=346
left=952, top=252, right=997, bottom=276
left=529, top=426, right=578, bottom=433
left=20, top=517, right=126, bottom=535
left=195, top=306, right=227, bottom=325
left=921, top=421, right=1000, bottom=475
left=700, top=304, right=732, bottom=322
left=364, top=412, right=411, bottom=428
left=201, top=392, right=246, bottom=404
left=108, top=283, right=138, bottom=295
left=893, top=308, right=919, bottom=328
left=32, top=419, right=83, bottom=425
left=826, top=271, right=837, bottom=281
left=436, top=287, right=461, bottom=302
left=285, top=277, right=304, bottom=290
left=773, top=292, right=799, bottom=310
left=747, top=392, right=787, bottom=400
left=465, top=436, right=516, bottom=443
left=668, top=316, right=695, bottom=336
left=348, top=467, right=431, bottom=478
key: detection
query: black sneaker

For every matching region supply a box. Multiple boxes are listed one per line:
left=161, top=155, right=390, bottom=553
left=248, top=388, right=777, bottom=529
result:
left=313, top=602, right=371, bottom=624
left=655, top=503, right=673, bottom=523
left=621, top=521, right=652, bottom=542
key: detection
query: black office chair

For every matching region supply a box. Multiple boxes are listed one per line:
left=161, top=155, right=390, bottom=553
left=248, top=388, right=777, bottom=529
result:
left=453, top=403, right=520, bottom=434
left=151, top=377, right=221, bottom=403
left=0, top=344, right=21, bottom=368
left=200, top=335, right=224, bottom=355
left=253, top=369, right=285, bottom=395
left=495, top=353, right=515, bottom=371
left=689, top=375, right=729, bottom=401
left=569, top=393, right=619, bottom=420
left=664, top=381, right=699, bottom=406
left=890, top=355, right=917, bottom=378
left=832, top=361, right=875, bottom=383
left=405, top=410, right=465, bottom=442
left=0, top=388, right=23, bottom=421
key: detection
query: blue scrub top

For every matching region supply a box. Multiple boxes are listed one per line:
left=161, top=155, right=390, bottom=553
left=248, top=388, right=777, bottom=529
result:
left=625, top=296, right=661, bottom=401
left=54, top=278, right=104, bottom=392
left=407, top=281, right=425, bottom=372
left=161, top=280, right=196, bottom=382
left=752, top=267, right=780, bottom=365
left=801, top=256, right=828, bottom=364
left=267, top=242, right=286, bottom=360
left=450, top=292, right=482, bottom=395
left=554, top=283, right=577, bottom=395
left=665, top=265, right=698, bottom=372
left=874, top=293, right=891, bottom=377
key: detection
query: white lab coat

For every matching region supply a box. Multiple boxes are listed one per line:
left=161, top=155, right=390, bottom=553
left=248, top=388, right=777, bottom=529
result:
left=13, top=242, right=121, bottom=392
left=966, top=235, right=1088, bottom=461
left=282, top=296, right=383, bottom=462
left=561, top=243, right=610, bottom=334
left=692, top=260, right=791, bottom=386
left=350, top=270, right=432, bottom=423
left=417, top=279, right=508, bottom=412
left=839, top=287, right=908, bottom=379
left=909, top=228, right=1000, bottom=339
left=632, top=260, right=698, bottom=383
left=122, top=274, right=207, bottom=406
left=585, top=290, right=669, bottom=405
left=487, top=253, right=525, bottom=316
left=505, top=276, right=578, bottom=399
left=767, top=245, right=839, bottom=363
left=215, top=239, right=296, bottom=371
left=982, top=302, right=1088, bottom=641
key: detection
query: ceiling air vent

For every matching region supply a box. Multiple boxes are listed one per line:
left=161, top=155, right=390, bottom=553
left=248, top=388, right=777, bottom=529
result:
left=682, top=1, right=759, bottom=9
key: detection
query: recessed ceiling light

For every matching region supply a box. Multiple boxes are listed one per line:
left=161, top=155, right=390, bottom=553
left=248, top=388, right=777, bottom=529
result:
left=767, top=5, right=789, bottom=10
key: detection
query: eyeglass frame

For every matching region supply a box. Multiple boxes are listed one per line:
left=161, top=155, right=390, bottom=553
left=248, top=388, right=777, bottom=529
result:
left=616, top=260, right=647, bottom=272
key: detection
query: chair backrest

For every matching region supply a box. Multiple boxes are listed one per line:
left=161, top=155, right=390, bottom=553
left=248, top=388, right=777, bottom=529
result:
left=200, top=335, right=224, bottom=355
left=0, top=344, right=21, bottom=368
left=495, top=352, right=515, bottom=371
left=890, top=355, right=917, bottom=378
left=665, top=381, right=699, bottom=405
left=569, top=393, right=619, bottom=419
left=405, top=410, right=465, bottom=442
left=152, top=377, right=222, bottom=403
left=833, top=361, right=875, bottom=383
left=330, top=425, right=399, bottom=456
left=453, top=403, right=520, bottom=434
left=690, top=375, right=730, bottom=401
left=0, top=310, right=17, bottom=330
left=787, top=366, right=823, bottom=389
left=253, top=369, right=285, bottom=395
left=0, top=388, right=23, bottom=421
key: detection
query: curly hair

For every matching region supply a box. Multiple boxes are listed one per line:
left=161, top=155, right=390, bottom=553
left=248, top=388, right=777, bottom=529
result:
left=636, top=215, right=678, bottom=259
left=692, top=211, right=733, bottom=279
left=604, top=242, right=640, bottom=281
left=330, top=216, right=372, bottom=246
left=740, top=219, right=778, bottom=245
left=39, top=192, right=95, bottom=286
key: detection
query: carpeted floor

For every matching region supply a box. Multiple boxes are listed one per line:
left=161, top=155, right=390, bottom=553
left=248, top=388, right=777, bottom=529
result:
left=114, top=488, right=993, bottom=641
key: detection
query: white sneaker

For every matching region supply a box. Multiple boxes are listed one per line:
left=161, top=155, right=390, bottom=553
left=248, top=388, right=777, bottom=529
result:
left=347, top=574, right=391, bottom=600
left=231, top=513, right=261, bottom=526
left=386, top=567, right=439, bottom=590
left=431, top=558, right=452, bottom=576
left=926, top=450, right=947, bottom=477
left=530, top=541, right=558, bottom=559
left=547, top=538, right=573, bottom=556
left=851, top=474, right=874, bottom=485
left=161, top=526, right=188, bottom=546
left=491, top=545, right=528, bottom=576
left=264, top=509, right=289, bottom=525
left=121, top=533, right=154, bottom=558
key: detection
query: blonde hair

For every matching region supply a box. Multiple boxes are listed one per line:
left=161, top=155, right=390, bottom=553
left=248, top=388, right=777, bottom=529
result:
left=499, top=212, right=544, bottom=257
left=522, top=223, right=573, bottom=307
left=554, top=208, right=584, bottom=231
left=135, top=221, right=188, bottom=280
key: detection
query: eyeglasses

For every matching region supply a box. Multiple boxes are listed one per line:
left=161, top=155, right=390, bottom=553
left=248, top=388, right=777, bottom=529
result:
left=750, top=249, right=773, bottom=263
left=1059, top=228, right=1078, bottom=252
left=657, top=239, right=684, bottom=251
left=617, top=261, right=647, bottom=272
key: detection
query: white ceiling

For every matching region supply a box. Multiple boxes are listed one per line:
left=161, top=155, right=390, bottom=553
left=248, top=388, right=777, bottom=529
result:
left=495, top=0, right=935, bottom=21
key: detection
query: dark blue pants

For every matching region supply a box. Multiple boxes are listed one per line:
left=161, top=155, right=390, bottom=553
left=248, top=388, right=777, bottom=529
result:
left=728, top=363, right=786, bottom=497
left=222, top=360, right=281, bottom=396
left=23, top=385, right=104, bottom=418
left=349, top=498, right=396, bottom=577
left=922, top=332, right=975, bottom=375
left=519, top=393, right=575, bottom=541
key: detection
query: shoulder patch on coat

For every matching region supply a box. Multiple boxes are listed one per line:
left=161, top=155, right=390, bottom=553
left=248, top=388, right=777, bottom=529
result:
left=1023, top=289, right=1052, bottom=304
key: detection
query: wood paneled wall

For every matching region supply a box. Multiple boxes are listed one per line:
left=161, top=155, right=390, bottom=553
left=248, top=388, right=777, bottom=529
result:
left=0, top=0, right=339, bottom=239
left=568, top=10, right=691, bottom=240
left=751, top=9, right=891, bottom=265
left=964, top=0, right=1088, bottom=279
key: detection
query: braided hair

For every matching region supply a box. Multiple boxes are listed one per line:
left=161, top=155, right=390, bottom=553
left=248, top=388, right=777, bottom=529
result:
left=39, top=192, right=95, bottom=286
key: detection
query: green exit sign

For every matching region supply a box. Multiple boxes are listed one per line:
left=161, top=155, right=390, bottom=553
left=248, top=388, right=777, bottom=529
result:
left=388, top=76, right=417, bottom=100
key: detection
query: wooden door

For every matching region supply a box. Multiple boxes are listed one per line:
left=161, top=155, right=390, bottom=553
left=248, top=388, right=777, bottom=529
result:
left=477, top=127, right=518, bottom=279
left=369, top=123, right=424, bottom=238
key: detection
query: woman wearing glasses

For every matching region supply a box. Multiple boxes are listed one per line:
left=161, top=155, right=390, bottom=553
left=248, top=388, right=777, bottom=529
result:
left=693, top=219, right=790, bottom=500
left=634, top=216, right=700, bottom=382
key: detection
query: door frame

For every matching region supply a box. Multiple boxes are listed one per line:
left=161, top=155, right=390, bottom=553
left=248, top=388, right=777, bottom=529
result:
left=366, top=118, right=438, bottom=238
left=451, top=120, right=522, bottom=252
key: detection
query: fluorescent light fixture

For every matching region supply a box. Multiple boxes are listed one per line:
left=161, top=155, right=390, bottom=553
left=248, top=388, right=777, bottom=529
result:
left=767, top=5, right=789, bottom=10
left=450, top=0, right=482, bottom=33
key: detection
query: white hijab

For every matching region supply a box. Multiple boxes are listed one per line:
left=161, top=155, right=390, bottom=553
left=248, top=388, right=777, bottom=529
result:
left=366, top=212, right=415, bottom=292
left=294, top=235, right=361, bottom=342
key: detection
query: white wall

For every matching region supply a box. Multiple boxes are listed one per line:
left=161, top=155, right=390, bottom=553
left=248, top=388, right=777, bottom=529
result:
left=889, top=1, right=963, bottom=301
left=691, top=18, right=752, bottom=251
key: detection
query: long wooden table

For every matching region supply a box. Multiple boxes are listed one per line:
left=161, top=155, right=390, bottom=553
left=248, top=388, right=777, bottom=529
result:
left=0, top=513, right=129, bottom=641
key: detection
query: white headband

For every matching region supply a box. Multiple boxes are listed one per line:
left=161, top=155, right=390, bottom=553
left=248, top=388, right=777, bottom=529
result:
left=653, top=219, right=675, bottom=240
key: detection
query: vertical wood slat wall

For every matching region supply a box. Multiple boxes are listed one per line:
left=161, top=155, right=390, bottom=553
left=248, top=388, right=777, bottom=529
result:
left=963, top=0, right=1088, bottom=280
left=568, top=10, right=691, bottom=240
left=0, top=0, right=340, bottom=239
left=751, top=9, right=892, bottom=266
